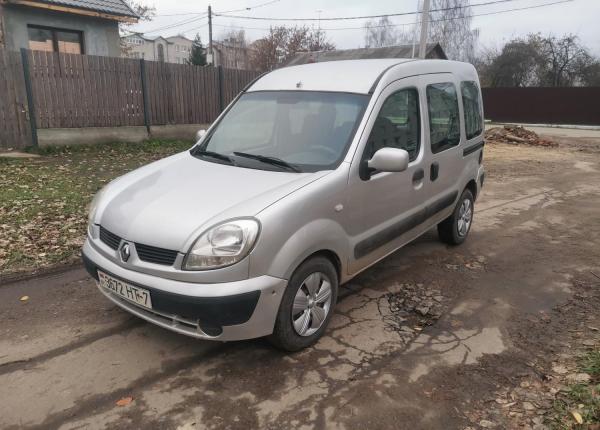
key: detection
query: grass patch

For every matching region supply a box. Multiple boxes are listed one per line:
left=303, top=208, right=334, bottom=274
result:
left=550, top=349, right=600, bottom=429
left=0, top=139, right=193, bottom=277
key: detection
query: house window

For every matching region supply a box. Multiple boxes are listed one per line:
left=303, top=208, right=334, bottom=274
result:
left=157, top=44, right=165, bottom=62
left=28, top=25, right=84, bottom=54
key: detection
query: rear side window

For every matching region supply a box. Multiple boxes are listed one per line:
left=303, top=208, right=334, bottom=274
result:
left=364, top=88, right=420, bottom=162
left=427, top=82, right=460, bottom=154
left=461, top=81, right=483, bottom=140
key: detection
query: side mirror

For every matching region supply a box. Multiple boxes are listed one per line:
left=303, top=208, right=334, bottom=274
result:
left=367, top=147, right=409, bottom=174
left=196, top=129, right=207, bottom=141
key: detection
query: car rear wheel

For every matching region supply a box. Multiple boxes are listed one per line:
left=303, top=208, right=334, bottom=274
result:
left=268, top=256, right=338, bottom=352
left=438, top=189, right=474, bottom=245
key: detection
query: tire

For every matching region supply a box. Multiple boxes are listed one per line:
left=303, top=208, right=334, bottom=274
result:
left=438, top=189, right=474, bottom=246
left=268, top=256, right=338, bottom=352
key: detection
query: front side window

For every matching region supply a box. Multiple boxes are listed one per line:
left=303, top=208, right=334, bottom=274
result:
left=197, top=91, right=369, bottom=172
left=27, top=26, right=83, bottom=54
left=427, top=82, right=460, bottom=154
left=461, top=81, right=483, bottom=140
left=363, top=88, right=420, bottom=162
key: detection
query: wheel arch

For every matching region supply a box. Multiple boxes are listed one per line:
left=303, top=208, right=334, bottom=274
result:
left=465, top=178, right=478, bottom=200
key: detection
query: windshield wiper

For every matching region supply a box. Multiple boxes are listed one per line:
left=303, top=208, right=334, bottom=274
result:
left=193, top=149, right=235, bottom=165
left=233, top=152, right=301, bottom=172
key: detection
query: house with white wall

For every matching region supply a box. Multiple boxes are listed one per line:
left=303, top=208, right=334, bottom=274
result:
left=121, top=33, right=192, bottom=63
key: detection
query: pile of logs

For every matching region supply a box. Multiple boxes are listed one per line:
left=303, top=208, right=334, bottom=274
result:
left=485, top=125, right=558, bottom=147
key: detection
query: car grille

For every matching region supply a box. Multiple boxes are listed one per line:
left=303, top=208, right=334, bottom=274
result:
left=99, top=226, right=178, bottom=266
left=135, top=243, right=179, bottom=266
left=99, top=226, right=121, bottom=250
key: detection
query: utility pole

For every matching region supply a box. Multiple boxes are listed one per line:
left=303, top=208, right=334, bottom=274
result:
left=208, top=5, right=213, bottom=65
left=418, top=0, right=430, bottom=59
left=411, top=0, right=420, bottom=58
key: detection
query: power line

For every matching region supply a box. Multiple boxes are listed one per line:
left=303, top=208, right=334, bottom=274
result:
left=152, top=1, right=280, bottom=18
left=124, top=14, right=208, bottom=36
left=212, top=0, right=573, bottom=31
left=218, top=0, right=280, bottom=15
left=214, top=0, right=527, bottom=21
left=127, top=0, right=279, bottom=36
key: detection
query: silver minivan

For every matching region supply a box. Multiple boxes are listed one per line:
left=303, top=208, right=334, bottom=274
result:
left=82, top=59, right=485, bottom=351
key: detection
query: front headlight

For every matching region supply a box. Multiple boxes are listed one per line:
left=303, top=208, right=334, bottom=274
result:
left=87, top=189, right=104, bottom=235
left=183, top=219, right=260, bottom=270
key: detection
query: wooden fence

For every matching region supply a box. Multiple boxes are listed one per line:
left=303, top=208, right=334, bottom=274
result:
left=0, top=50, right=31, bottom=149
left=0, top=48, right=260, bottom=149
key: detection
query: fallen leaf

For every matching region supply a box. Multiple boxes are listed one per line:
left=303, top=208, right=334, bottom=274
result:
left=19, top=296, right=29, bottom=302
left=116, top=396, right=133, bottom=406
left=571, top=410, right=583, bottom=424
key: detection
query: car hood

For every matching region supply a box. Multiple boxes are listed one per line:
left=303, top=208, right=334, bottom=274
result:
left=96, top=152, right=328, bottom=251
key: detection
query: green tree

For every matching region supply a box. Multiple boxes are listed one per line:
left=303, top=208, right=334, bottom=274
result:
left=188, top=33, right=207, bottom=66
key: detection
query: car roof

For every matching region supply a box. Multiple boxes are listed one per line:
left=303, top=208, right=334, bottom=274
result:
left=247, top=59, right=478, bottom=95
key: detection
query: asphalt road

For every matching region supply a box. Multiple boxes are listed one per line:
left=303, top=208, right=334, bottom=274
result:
left=1, top=139, right=599, bottom=429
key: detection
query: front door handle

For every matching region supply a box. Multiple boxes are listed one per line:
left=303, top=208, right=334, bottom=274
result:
left=430, top=162, right=439, bottom=181
left=412, top=168, right=424, bottom=185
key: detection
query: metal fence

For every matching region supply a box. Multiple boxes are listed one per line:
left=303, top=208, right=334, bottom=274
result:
left=482, top=87, right=600, bottom=126
left=0, top=48, right=260, bottom=150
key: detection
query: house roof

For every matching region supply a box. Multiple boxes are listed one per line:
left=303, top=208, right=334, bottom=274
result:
left=284, top=43, right=447, bottom=66
left=20, top=0, right=139, bottom=18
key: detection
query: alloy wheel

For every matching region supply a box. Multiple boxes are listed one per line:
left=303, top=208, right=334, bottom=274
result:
left=457, top=198, right=472, bottom=237
left=291, top=272, right=333, bottom=337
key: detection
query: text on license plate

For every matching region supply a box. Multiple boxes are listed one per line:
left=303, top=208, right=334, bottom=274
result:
left=98, top=271, right=153, bottom=309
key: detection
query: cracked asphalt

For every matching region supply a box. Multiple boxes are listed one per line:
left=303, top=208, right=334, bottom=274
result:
left=1, top=134, right=599, bottom=430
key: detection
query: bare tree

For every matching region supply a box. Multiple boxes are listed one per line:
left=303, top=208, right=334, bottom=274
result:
left=477, top=39, right=542, bottom=87
left=307, top=29, right=335, bottom=52
left=364, top=16, right=410, bottom=48
left=580, top=61, right=600, bottom=86
left=219, top=29, right=248, bottom=69
left=476, top=33, right=600, bottom=87
left=428, top=0, right=479, bottom=62
left=249, top=27, right=286, bottom=72
left=119, top=0, right=155, bottom=55
left=249, top=26, right=335, bottom=72
left=537, top=34, right=595, bottom=86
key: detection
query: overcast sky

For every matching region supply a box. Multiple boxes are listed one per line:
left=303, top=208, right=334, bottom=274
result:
left=130, top=0, right=600, bottom=57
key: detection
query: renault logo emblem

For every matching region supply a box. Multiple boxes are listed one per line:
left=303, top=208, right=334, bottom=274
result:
left=120, top=243, right=131, bottom=262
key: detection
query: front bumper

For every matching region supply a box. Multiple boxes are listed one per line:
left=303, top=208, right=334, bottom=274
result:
left=82, top=239, right=287, bottom=341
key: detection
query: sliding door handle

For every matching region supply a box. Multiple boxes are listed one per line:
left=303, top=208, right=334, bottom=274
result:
left=430, top=162, right=439, bottom=181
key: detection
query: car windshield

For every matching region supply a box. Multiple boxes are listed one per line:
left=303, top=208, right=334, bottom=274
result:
left=195, top=91, right=369, bottom=173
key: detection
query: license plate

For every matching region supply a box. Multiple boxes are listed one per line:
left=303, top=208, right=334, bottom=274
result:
left=98, top=271, right=153, bottom=309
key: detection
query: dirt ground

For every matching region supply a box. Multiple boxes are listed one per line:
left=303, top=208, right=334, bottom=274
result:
left=0, top=134, right=599, bottom=430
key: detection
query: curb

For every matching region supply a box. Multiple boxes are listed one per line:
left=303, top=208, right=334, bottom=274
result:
left=0, top=261, right=84, bottom=287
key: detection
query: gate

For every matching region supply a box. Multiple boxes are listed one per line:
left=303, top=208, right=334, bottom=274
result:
left=0, top=49, right=32, bottom=150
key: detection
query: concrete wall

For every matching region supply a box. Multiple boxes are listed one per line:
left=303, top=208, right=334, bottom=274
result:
left=37, top=124, right=209, bottom=147
left=2, top=5, right=121, bottom=56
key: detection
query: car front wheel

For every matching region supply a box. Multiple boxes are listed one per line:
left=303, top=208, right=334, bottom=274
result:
left=268, top=256, right=338, bottom=352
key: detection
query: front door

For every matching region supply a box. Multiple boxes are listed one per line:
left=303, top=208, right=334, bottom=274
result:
left=344, top=77, right=430, bottom=275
